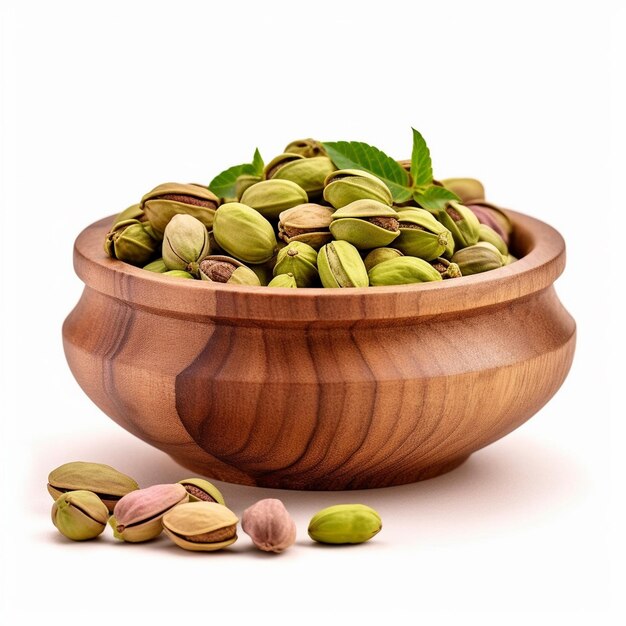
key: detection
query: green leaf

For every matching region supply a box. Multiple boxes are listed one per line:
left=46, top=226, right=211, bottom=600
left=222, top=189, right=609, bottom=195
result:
left=251, top=148, right=264, bottom=176
left=208, top=162, right=256, bottom=199
left=410, top=128, right=433, bottom=187
left=322, top=140, right=412, bottom=203
left=413, top=185, right=460, bottom=213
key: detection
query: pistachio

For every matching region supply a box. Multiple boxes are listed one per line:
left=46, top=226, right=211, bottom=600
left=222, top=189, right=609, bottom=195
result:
left=451, top=242, right=505, bottom=276
left=330, top=199, right=400, bottom=249
left=104, top=219, right=159, bottom=266
left=436, top=201, right=481, bottom=250
left=318, top=240, right=369, bottom=288
left=250, top=255, right=278, bottom=286
left=51, top=490, right=110, bottom=541
left=163, top=270, right=194, bottom=279
left=143, top=258, right=168, bottom=273
left=112, top=203, right=145, bottom=226
left=465, top=201, right=513, bottom=245
left=113, top=483, right=189, bottom=542
left=478, top=223, right=508, bottom=256
left=277, top=203, right=334, bottom=249
left=268, top=155, right=335, bottom=197
left=242, top=499, right=296, bottom=553
left=177, top=478, right=225, bottom=505
left=368, top=256, right=443, bottom=286
left=268, top=273, right=298, bottom=288
left=392, top=208, right=453, bottom=260
left=441, top=178, right=485, bottom=203
left=199, top=255, right=261, bottom=286
left=212, top=202, right=277, bottom=264
left=429, top=257, right=462, bottom=279
left=162, top=502, right=239, bottom=552
left=506, top=254, right=518, bottom=265
left=141, top=182, right=220, bottom=236
left=240, top=179, right=308, bottom=219
left=363, top=247, right=404, bottom=272
left=273, top=241, right=319, bottom=287
left=324, top=169, right=393, bottom=208
left=264, top=153, right=305, bottom=179
left=47, top=461, right=139, bottom=513
left=283, top=138, right=327, bottom=158
left=308, top=504, right=382, bottom=545
left=162, top=214, right=211, bottom=276
left=235, top=174, right=262, bottom=199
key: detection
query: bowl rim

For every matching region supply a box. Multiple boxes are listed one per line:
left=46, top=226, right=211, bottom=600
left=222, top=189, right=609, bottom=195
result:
left=73, top=209, right=566, bottom=322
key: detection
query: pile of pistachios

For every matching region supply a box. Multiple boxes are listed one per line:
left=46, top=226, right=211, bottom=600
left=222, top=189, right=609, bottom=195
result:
left=48, top=461, right=382, bottom=552
left=104, top=131, right=516, bottom=287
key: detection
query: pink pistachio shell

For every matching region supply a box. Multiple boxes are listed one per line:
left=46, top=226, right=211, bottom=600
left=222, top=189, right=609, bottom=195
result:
left=466, top=204, right=509, bottom=245
left=113, top=483, right=187, bottom=526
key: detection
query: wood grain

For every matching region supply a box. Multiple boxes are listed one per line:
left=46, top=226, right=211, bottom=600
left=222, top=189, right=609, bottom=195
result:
left=62, top=210, right=576, bottom=489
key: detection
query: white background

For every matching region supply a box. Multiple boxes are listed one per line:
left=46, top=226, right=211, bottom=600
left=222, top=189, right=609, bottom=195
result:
left=1, top=0, right=624, bottom=623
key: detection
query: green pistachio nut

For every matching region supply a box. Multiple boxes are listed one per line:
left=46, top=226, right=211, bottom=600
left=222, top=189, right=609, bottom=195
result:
left=47, top=461, right=139, bottom=513
left=506, top=254, right=518, bottom=265
left=141, top=182, right=220, bottom=236
left=268, top=273, right=298, bottom=288
left=451, top=242, right=505, bottom=276
left=235, top=174, right=262, bottom=199
left=363, top=247, right=404, bottom=272
left=162, top=502, right=239, bottom=552
left=368, top=256, right=443, bottom=286
left=441, top=178, right=485, bottom=203
left=143, top=258, right=168, bottom=273
left=240, top=179, right=308, bottom=220
left=264, top=153, right=305, bottom=178
left=392, top=208, right=454, bottom=260
left=178, top=478, right=226, bottom=505
left=112, top=203, right=145, bottom=226
left=273, top=241, right=319, bottom=287
left=308, top=504, right=382, bottom=545
left=104, top=219, right=159, bottom=266
left=277, top=203, right=334, bottom=249
left=162, top=214, right=210, bottom=276
left=268, top=155, right=336, bottom=197
left=318, top=240, right=369, bottom=288
left=51, top=490, right=110, bottom=541
left=436, top=201, right=481, bottom=249
left=429, top=257, right=462, bottom=279
left=113, top=483, right=189, bottom=542
left=212, top=202, right=277, bottom=264
left=199, top=255, right=261, bottom=286
left=329, top=199, right=400, bottom=250
left=478, top=223, right=508, bottom=256
left=163, top=270, right=194, bottom=279
left=283, top=138, right=327, bottom=158
left=323, top=169, right=393, bottom=208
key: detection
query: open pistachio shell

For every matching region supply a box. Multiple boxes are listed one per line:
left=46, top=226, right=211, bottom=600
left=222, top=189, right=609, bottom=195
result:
left=177, top=478, right=226, bottom=505
left=277, top=203, right=334, bottom=249
left=51, top=490, right=110, bottom=541
left=324, top=169, right=393, bottom=208
left=199, top=255, right=261, bottom=286
left=330, top=200, right=400, bottom=250
left=436, top=201, right=481, bottom=249
left=393, top=208, right=453, bottom=260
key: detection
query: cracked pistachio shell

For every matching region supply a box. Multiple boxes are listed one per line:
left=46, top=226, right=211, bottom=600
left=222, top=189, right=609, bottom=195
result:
left=47, top=461, right=139, bottom=513
left=143, top=258, right=168, bottom=273
left=104, top=219, right=159, bottom=266
left=330, top=200, right=400, bottom=250
left=441, top=178, right=485, bottom=204
left=51, top=490, right=110, bottom=541
left=283, top=138, right=326, bottom=158
left=478, top=223, right=508, bottom=256
left=141, top=183, right=219, bottom=236
left=273, top=241, right=318, bottom=287
left=199, top=255, right=261, bottom=286
left=436, top=201, right=481, bottom=249
left=318, top=240, right=369, bottom=288
left=308, top=504, right=382, bottom=545
left=268, top=273, right=298, bottom=288
left=392, top=208, right=453, bottom=261
left=163, top=270, right=194, bottom=279
left=177, top=478, right=225, bottom=505
left=242, top=499, right=296, bottom=553
left=240, top=179, right=308, bottom=219
left=324, top=169, right=393, bottom=208
left=270, top=156, right=336, bottom=197
left=368, top=256, right=442, bottom=286
left=264, top=153, right=305, bottom=178
left=429, top=257, right=462, bottom=279
left=363, top=247, right=404, bottom=272
left=212, top=202, right=277, bottom=264
left=113, top=483, right=189, bottom=543
left=277, top=203, right=334, bottom=249
left=235, top=174, right=262, bottom=199
left=162, top=502, right=239, bottom=552
left=451, top=242, right=505, bottom=276
left=162, top=214, right=210, bottom=276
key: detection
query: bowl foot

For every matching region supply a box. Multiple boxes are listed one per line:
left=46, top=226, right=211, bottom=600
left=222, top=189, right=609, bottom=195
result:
left=167, top=453, right=472, bottom=491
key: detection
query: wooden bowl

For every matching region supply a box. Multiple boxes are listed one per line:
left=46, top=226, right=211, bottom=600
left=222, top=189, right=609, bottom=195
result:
left=63, top=210, right=576, bottom=490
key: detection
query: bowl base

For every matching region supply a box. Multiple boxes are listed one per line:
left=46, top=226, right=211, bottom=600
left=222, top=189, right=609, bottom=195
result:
left=167, top=453, right=472, bottom=491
